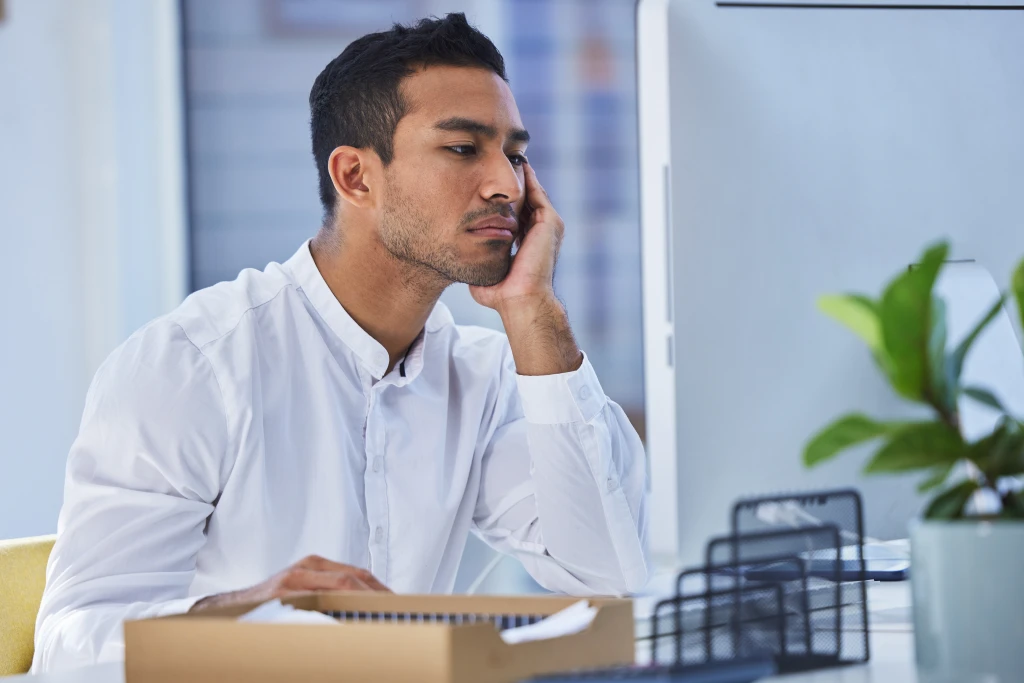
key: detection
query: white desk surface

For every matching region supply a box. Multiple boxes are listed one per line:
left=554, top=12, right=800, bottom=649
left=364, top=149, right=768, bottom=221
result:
left=5, top=582, right=917, bottom=682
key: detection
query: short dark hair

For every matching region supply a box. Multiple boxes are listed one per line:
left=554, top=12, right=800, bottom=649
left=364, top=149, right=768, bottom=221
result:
left=308, top=13, right=508, bottom=220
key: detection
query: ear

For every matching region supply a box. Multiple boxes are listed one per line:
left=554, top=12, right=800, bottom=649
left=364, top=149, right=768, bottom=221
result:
left=327, top=146, right=379, bottom=209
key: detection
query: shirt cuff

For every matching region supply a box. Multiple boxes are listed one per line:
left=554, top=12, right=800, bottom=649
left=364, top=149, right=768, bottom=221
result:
left=515, top=353, right=608, bottom=424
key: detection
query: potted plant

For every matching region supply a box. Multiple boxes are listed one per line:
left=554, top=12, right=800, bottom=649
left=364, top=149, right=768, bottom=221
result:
left=803, top=241, right=1024, bottom=682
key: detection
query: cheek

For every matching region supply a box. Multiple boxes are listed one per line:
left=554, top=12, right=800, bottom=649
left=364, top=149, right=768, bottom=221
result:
left=433, top=166, right=484, bottom=213
left=396, top=173, right=468, bottom=233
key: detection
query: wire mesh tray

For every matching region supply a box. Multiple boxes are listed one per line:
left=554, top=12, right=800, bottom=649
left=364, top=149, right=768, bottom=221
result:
left=647, top=489, right=871, bottom=675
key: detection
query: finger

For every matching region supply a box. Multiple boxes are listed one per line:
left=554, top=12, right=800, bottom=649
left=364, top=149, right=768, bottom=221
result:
left=333, top=574, right=374, bottom=592
left=292, top=557, right=391, bottom=592
left=296, top=554, right=334, bottom=571
left=285, top=568, right=373, bottom=592
left=523, top=162, right=553, bottom=211
left=354, top=569, right=393, bottom=593
left=297, top=555, right=365, bottom=574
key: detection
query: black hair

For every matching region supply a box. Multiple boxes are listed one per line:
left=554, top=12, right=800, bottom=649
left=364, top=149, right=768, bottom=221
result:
left=308, top=13, right=508, bottom=221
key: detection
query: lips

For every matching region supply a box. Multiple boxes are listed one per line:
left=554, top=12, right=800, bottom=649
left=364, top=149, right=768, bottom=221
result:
left=467, top=215, right=518, bottom=240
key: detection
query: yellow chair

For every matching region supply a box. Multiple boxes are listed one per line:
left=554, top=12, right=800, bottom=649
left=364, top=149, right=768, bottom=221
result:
left=0, top=535, right=55, bottom=676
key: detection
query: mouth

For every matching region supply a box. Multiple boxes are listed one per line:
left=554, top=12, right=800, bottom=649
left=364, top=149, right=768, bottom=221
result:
left=466, top=215, right=518, bottom=241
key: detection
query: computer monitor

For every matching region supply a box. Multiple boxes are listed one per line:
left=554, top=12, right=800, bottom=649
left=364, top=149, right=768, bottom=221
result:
left=637, top=0, right=1024, bottom=566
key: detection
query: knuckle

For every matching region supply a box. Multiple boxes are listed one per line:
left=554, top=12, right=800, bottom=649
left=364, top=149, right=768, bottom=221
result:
left=283, top=567, right=308, bottom=585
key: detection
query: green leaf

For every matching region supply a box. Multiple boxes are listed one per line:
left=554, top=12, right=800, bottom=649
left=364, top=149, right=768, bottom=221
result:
left=1000, top=490, right=1024, bottom=520
left=924, top=479, right=979, bottom=520
left=864, top=421, right=965, bottom=473
left=927, top=297, right=954, bottom=415
left=966, top=421, right=1010, bottom=467
left=1013, top=257, right=1024, bottom=346
left=879, top=242, right=949, bottom=401
left=818, top=294, right=899, bottom=383
left=803, top=414, right=897, bottom=467
left=947, top=295, right=1006, bottom=390
left=917, top=462, right=956, bottom=493
left=818, top=294, right=884, bottom=353
left=962, top=386, right=1007, bottom=413
left=973, top=420, right=1024, bottom=481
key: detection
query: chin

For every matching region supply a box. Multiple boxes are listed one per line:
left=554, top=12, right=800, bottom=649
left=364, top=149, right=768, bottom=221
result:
left=453, top=256, right=511, bottom=287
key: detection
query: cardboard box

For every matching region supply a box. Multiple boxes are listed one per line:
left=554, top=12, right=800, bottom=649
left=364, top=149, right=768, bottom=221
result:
left=124, top=592, right=635, bottom=683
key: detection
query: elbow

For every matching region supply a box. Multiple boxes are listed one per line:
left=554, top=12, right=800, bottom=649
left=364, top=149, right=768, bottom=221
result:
left=610, top=559, right=650, bottom=596
left=578, top=555, right=650, bottom=597
left=609, top=528, right=651, bottom=595
left=623, top=561, right=651, bottom=594
left=31, top=605, right=126, bottom=673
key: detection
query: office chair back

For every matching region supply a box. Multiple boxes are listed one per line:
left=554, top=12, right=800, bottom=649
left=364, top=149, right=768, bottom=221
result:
left=0, top=535, right=55, bottom=675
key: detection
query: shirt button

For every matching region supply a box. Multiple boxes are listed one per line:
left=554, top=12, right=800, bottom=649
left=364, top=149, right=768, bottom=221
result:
left=374, top=526, right=384, bottom=543
left=373, top=456, right=383, bottom=473
left=606, top=477, right=616, bottom=492
left=578, top=385, right=591, bottom=401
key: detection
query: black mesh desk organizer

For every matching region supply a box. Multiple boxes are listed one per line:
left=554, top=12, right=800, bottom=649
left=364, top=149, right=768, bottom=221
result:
left=645, top=488, right=870, bottom=677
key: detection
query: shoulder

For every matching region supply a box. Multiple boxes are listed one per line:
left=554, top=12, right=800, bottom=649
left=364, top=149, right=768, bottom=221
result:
left=92, top=262, right=297, bottom=405
left=165, top=262, right=296, bottom=350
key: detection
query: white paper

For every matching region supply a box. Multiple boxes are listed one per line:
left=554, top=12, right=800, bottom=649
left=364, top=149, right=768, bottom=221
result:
left=238, top=599, right=339, bottom=625
left=499, top=600, right=596, bottom=645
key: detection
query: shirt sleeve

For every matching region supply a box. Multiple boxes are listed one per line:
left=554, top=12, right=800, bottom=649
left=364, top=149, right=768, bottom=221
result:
left=31, top=321, right=230, bottom=673
left=472, top=349, right=649, bottom=596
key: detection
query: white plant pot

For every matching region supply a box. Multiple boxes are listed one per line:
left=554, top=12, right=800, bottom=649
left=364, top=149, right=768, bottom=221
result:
left=910, top=520, right=1024, bottom=683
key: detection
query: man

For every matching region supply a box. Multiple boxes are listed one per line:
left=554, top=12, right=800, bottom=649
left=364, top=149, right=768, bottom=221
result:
left=32, top=13, right=648, bottom=672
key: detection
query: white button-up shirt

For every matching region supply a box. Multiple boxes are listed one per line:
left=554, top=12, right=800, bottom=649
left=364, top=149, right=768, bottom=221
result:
left=32, top=241, right=649, bottom=672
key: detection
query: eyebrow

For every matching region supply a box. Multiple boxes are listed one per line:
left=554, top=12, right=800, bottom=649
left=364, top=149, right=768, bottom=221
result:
left=434, top=117, right=531, bottom=144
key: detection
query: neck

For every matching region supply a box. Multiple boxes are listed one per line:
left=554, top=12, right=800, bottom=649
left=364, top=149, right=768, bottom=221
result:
left=309, top=223, right=447, bottom=374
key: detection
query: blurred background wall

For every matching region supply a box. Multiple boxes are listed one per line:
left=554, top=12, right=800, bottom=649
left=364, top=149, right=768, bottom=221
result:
left=0, top=0, right=186, bottom=539
left=0, top=0, right=643, bottom=591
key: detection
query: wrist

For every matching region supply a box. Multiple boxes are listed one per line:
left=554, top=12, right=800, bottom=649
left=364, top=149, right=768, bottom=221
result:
left=190, top=587, right=255, bottom=612
left=498, top=293, right=582, bottom=376
left=495, top=291, right=561, bottom=325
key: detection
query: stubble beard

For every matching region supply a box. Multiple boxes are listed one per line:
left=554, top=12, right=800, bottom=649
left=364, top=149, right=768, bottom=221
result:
left=379, top=186, right=513, bottom=288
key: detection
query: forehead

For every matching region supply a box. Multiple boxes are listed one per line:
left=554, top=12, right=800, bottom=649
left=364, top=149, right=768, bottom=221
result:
left=398, top=65, right=523, bottom=133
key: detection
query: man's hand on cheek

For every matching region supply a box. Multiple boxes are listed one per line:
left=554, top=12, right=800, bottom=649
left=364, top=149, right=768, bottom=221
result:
left=470, top=162, right=583, bottom=376
left=469, top=162, right=562, bottom=314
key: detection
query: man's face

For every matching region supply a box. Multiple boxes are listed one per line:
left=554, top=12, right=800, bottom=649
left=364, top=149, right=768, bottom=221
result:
left=378, top=65, right=529, bottom=287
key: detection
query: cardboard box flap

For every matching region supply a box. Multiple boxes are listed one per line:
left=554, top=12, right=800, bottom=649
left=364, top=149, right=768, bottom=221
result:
left=125, top=592, right=635, bottom=683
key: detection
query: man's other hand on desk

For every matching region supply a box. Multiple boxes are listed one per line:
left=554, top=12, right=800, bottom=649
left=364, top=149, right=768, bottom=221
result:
left=190, top=555, right=391, bottom=612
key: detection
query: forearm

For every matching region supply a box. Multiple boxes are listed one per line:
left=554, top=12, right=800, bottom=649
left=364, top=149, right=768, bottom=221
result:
left=498, top=294, right=583, bottom=376
left=33, top=596, right=203, bottom=672
left=532, top=414, right=648, bottom=592
left=508, top=358, right=650, bottom=594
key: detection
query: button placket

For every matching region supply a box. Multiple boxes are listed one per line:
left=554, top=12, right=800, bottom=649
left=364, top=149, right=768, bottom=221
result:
left=364, top=385, right=389, bottom=581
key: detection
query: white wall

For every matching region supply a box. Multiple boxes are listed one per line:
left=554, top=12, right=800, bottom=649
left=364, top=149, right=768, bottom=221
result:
left=0, top=0, right=186, bottom=539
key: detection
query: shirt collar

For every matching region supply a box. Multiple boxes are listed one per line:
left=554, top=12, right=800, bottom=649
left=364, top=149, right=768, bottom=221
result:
left=285, top=240, right=453, bottom=381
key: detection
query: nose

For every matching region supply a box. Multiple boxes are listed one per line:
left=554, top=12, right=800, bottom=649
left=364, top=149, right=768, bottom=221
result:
left=479, top=149, right=524, bottom=207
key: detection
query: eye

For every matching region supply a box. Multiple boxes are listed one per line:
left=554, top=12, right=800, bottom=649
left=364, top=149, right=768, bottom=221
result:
left=446, top=145, right=476, bottom=156
left=507, top=153, right=527, bottom=167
